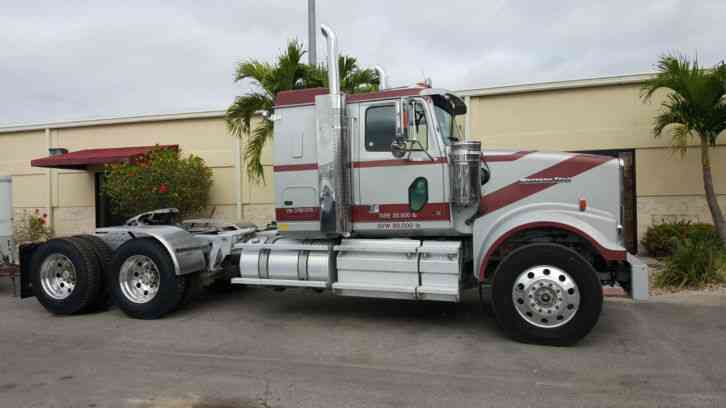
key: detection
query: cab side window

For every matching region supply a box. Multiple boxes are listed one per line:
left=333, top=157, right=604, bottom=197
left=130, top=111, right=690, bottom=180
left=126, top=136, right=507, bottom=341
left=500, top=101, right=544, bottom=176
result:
left=365, top=105, right=396, bottom=152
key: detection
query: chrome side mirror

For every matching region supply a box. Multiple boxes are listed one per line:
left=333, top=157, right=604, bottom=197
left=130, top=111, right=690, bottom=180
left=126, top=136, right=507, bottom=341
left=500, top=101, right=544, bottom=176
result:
left=391, top=137, right=407, bottom=158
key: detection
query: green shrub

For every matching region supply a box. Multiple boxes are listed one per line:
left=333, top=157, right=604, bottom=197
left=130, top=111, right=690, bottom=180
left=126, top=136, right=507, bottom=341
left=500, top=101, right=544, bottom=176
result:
left=641, top=221, right=721, bottom=257
left=102, top=147, right=213, bottom=219
left=655, top=235, right=726, bottom=288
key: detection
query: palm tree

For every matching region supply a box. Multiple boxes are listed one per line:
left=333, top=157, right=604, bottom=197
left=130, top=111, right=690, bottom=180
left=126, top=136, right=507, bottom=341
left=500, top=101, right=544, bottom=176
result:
left=641, top=55, right=726, bottom=240
left=226, top=41, right=379, bottom=183
left=305, top=55, right=380, bottom=93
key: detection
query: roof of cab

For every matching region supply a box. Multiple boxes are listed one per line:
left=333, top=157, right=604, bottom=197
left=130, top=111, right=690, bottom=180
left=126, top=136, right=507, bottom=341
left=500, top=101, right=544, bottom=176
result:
left=274, top=87, right=425, bottom=108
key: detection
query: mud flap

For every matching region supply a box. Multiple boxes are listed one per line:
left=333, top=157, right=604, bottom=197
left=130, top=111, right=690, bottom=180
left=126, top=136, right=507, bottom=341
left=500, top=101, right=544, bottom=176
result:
left=627, top=253, right=649, bottom=301
left=17, top=242, right=42, bottom=298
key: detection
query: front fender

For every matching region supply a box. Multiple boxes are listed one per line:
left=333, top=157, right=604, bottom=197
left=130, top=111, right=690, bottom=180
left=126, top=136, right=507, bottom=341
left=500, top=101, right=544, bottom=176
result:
left=473, top=204, right=626, bottom=280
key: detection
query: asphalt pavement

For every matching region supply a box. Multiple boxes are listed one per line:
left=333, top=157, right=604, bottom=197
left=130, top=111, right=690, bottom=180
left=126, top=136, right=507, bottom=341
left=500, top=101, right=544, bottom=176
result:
left=1, top=279, right=725, bottom=408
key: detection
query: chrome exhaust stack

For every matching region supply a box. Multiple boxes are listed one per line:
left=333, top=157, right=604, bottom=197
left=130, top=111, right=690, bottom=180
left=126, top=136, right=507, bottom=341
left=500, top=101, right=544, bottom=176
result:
left=316, top=24, right=351, bottom=236
left=320, top=24, right=340, bottom=95
left=374, top=66, right=389, bottom=90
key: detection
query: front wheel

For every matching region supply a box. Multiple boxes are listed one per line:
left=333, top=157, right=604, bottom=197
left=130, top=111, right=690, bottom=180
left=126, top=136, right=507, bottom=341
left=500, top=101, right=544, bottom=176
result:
left=109, top=238, right=187, bottom=319
left=490, top=243, right=603, bottom=346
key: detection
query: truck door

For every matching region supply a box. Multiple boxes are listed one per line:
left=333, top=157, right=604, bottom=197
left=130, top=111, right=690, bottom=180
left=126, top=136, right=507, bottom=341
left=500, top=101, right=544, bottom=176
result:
left=352, top=98, right=451, bottom=235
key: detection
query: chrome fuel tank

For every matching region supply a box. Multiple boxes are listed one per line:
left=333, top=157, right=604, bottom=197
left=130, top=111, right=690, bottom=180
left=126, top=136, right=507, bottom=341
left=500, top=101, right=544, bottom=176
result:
left=238, top=236, right=334, bottom=282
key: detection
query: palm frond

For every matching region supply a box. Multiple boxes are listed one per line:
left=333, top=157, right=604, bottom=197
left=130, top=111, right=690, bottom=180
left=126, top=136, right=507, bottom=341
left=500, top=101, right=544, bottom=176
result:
left=343, top=68, right=379, bottom=93
left=302, top=64, right=327, bottom=88
left=235, top=61, right=274, bottom=86
left=713, top=61, right=726, bottom=100
left=339, top=55, right=379, bottom=93
left=244, top=119, right=274, bottom=183
left=708, top=102, right=726, bottom=144
left=338, top=56, right=359, bottom=82
left=641, top=54, right=697, bottom=101
left=274, top=40, right=308, bottom=92
left=225, top=92, right=272, bottom=137
left=653, top=109, right=684, bottom=138
left=668, top=123, right=692, bottom=156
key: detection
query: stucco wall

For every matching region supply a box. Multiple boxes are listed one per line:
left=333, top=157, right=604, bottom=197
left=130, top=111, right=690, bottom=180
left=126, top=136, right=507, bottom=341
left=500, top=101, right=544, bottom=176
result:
left=467, top=84, right=670, bottom=151
left=633, top=146, right=726, bottom=240
left=0, top=116, right=276, bottom=237
left=465, top=82, right=726, bottom=243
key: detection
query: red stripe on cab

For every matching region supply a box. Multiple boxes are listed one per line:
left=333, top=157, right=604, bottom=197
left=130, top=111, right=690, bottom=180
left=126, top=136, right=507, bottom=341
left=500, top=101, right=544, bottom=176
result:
left=482, top=150, right=534, bottom=162
left=480, top=154, right=613, bottom=214
left=273, top=163, right=319, bottom=172
left=352, top=157, right=447, bottom=168
left=275, top=207, right=320, bottom=222
left=352, top=203, right=450, bottom=222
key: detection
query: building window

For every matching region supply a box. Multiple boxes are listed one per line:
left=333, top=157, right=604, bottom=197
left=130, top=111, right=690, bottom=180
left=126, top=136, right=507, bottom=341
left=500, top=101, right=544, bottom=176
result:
left=365, top=104, right=397, bottom=151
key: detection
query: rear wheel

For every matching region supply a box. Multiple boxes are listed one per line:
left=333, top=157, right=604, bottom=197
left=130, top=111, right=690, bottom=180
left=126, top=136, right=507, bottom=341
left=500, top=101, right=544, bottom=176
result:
left=490, top=243, right=602, bottom=346
left=74, top=234, right=114, bottom=309
left=109, top=238, right=187, bottom=319
left=30, top=238, right=102, bottom=315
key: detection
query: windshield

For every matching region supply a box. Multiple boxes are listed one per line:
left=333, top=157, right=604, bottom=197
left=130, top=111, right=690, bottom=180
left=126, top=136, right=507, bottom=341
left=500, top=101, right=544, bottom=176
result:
left=433, top=103, right=456, bottom=144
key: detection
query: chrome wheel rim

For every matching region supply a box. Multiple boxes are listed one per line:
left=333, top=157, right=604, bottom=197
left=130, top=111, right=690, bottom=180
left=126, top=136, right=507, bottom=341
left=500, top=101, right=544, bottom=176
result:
left=512, top=265, right=580, bottom=329
left=119, top=255, right=160, bottom=304
left=40, top=253, right=77, bottom=300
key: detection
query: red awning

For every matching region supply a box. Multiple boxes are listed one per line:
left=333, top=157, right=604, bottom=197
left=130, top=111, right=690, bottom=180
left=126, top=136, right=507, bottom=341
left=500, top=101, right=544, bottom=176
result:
left=31, top=145, right=178, bottom=170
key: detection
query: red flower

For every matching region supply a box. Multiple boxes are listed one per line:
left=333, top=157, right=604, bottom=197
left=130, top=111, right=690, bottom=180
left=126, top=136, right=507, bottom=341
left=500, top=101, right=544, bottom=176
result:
left=128, top=171, right=136, bottom=177
left=39, top=218, right=46, bottom=225
left=34, top=208, right=40, bottom=214
left=42, top=213, right=48, bottom=219
left=158, top=183, right=169, bottom=194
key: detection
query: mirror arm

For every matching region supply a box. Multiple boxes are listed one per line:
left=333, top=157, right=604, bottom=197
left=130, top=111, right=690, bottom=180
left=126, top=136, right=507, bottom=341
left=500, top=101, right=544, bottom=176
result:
left=410, top=139, right=435, bottom=162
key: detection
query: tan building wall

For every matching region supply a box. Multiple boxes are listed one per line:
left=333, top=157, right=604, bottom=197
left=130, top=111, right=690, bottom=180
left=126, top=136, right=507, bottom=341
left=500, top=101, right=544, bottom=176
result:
left=0, top=114, right=276, bottom=237
left=463, top=79, right=726, bottom=244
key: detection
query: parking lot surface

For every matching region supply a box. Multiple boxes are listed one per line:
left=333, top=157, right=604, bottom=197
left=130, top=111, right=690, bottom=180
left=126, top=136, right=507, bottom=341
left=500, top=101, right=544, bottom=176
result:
left=1, top=280, right=725, bottom=408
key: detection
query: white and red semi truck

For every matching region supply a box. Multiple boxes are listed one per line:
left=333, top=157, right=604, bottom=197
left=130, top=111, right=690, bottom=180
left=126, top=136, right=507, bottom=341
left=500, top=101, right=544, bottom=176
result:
left=16, top=25, right=647, bottom=345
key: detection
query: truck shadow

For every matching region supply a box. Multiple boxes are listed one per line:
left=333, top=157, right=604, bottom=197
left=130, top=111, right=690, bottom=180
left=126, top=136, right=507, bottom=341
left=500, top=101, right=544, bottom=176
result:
left=187, top=286, right=497, bottom=326
left=184, top=287, right=623, bottom=347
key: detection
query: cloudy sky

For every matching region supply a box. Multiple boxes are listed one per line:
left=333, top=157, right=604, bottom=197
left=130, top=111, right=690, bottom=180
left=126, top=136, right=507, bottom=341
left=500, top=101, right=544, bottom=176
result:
left=1, top=0, right=724, bottom=125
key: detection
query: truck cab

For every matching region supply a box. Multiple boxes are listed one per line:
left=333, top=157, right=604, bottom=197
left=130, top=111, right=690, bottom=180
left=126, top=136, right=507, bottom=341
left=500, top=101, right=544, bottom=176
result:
left=273, top=86, right=472, bottom=238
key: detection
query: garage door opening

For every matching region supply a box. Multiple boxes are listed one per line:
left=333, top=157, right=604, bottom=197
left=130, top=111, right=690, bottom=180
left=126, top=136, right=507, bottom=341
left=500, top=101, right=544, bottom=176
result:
left=94, top=173, right=129, bottom=228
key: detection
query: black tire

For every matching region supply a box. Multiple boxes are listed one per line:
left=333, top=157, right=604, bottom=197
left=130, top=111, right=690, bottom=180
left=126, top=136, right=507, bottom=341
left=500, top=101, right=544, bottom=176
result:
left=490, top=243, right=603, bottom=346
left=204, top=277, right=240, bottom=293
left=74, top=234, right=114, bottom=310
left=109, top=238, right=187, bottom=319
left=30, top=238, right=103, bottom=315
left=177, top=271, right=200, bottom=308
